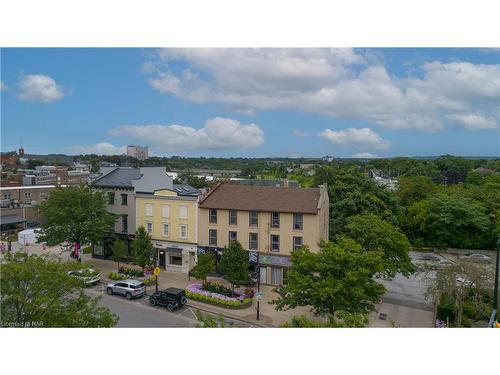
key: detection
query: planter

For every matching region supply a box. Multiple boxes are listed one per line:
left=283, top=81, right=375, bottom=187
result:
left=185, top=283, right=253, bottom=309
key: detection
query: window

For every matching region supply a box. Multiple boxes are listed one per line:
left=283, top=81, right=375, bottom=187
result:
left=293, top=236, right=303, bottom=251
left=271, top=267, right=283, bottom=284
left=229, top=231, right=237, bottom=244
left=209, top=209, right=217, bottom=224
left=249, top=233, right=258, bottom=250
left=162, top=223, right=170, bottom=237
left=179, top=205, right=188, bottom=219
left=229, top=209, right=237, bottom=225
left=293, top=213, right=303, bottom=230
left=3, top=193, right=11, bottom=200
left=145, top=203, right=153, bottom=217
left=169, top=255, right=182, bottom=266
left=39, top=192, right=48, bottom=201
left=121, top=193, right=128, bottom=206
left=271, top=234, right=280, bottom=252
left=209, top=229, right=217, bottom=246
left=179, top=224, right=188, bottom=239
left=146, top=221, right=153, bottom=234
left=271, top=212, right=280, bottom=228
left=24, top=192, right=32, bottom=199
left=249, top=211, right=258, bottom=227
left=122, top=215, right=128, bottom=233
left=162, top=205, right=170, bottom=218
left=107, top=192, right=115, bottom=205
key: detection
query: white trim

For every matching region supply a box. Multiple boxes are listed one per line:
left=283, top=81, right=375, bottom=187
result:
left=179, top=224, right=188, bottom=239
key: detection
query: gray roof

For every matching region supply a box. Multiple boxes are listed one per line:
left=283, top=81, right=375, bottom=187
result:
left=172, top=184, right=200, bottom=196
left=1, top=215, right=26, bottom=225
left=91, top=168, right=141, bottom=188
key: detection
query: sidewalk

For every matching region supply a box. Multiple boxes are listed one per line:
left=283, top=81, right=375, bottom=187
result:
left=88, top=255, right=318, bottom=327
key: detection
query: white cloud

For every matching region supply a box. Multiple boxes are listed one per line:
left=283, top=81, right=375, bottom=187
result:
left=108, top=117, right=264, bottom=152
left=65, top=142, right=126, bottom=155
left=0, top=81, right=7, bottom=91
left=292, top=129, right=309, bottom=137
left=351, top=152, right=380, bottom=159
left=145, top=49, right=500, bottom=132
left=446, top=114, right=498, bottom=130
left=319, top=127, right=390, bottom=150
left=16, top=74, right=66, bottom=103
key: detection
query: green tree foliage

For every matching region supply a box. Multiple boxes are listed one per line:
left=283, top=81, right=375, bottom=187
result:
left=0, top=254, right=118, bottom=327
left=397, top=176, right=438, bottom=207
left=111, top=239, right=127, bottom=271
left=272, top=239, right=386, bottom=319
left=132, top=226, right=154, bottom=271
left=38, top=186, right=116, bottom=252
left=405, top=193, right=490, bottom=249
left=281, top=313, right=369, bottom=328
left=345, top=214, right=415, bottom=277
left=219, top=240, right=250, bottom=292
left=195, top=310, right=226, bottom=328
left=434, top=155, right=474, bottom=184
left=314, top=165, right=399, bottom=238
left=190, top=252, right=216, bottom=284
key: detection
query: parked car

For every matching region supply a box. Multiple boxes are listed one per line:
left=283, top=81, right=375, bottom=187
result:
left=67, top=268, right=101, bottom=286
left=149, top=287, right=187, bottom=311
left=106, top=279, right=146, bottom=300
left=459, top=253, right=492, bottom=264
left=436, top=259, right=454, bottom=269
left=420, top=253, right=441, bottom=262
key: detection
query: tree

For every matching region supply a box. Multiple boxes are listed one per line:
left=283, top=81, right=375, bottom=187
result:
left=397, top=176, right=437, bottom=207
left=132, top=226, right=154, bottom=271
left=219, top=240, right=250, bottom=293
left=38, top=186, right=116, bottom=260
left=404, top=193, right=490, bottom=249
left=345, top=214, right=415, bottom=277
left=314, top=165, right=399, bottom=239
left=272, top=239, right=386, bottom=321
left=424, top=259, right=494, bottom=327
left=111, top=238, right=127, bottom=271
left=190, top=252, right=215, bottom=285
left=0, top=253, right=118, bottom=327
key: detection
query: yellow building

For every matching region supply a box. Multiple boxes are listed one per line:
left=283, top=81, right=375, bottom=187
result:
left=198, top=182, right=329, bottom=285
left=135, top=187, right=199, bottom=274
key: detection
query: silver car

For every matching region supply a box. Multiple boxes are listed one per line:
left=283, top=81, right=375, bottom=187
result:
left=459, top=253, right=492, bottom=264
left=106, top=279, right=146, bottom=300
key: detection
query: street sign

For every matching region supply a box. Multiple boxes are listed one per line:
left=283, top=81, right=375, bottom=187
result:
left=153, top=267, right=161, bottom=276
left=255, top=292, right=262, bottom=300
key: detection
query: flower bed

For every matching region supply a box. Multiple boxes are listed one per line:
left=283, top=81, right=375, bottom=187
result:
left=185, top=283, right=253, bottom=309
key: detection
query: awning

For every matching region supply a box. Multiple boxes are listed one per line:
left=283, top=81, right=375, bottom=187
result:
left=166, top=247, right=183, bottom=255
left=0, top=215, right=26, bottom=225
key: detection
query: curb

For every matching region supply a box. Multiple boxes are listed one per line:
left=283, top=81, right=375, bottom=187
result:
left=185, top=302, right=269, bottom=328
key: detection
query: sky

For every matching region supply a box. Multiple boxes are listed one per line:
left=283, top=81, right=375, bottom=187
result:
left=1, top=48, right=499, bottom=158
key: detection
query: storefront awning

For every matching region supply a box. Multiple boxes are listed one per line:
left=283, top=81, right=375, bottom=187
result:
left=166, top=247, right=183, bottom=254
left=0, top=215, right=26, bottom=225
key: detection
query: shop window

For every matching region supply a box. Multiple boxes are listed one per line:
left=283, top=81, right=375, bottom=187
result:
left=169, top=255, right=182, bottom=266
left=271, top=267, right=283, bottom=284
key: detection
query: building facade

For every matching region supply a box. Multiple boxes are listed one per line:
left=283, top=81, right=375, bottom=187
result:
left=135, top=188, right=199, bottom=274
left=91, top=166, right=172, bottom=258
left=198, top=182, right=329, bottom=285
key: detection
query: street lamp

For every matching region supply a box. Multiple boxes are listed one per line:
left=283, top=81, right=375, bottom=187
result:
left=489, top=237, right=500, bottom=328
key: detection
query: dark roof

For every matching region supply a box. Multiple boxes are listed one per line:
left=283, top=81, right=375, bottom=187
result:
left=199, top=183, right=321, bottom=214
left=232, top=179, right=300, bottom=188
left=172, top=184, right=200, bottom=196
left=91, top=168, right=141, bottom=188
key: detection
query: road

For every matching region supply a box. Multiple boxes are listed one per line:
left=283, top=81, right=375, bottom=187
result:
left=86, top=287, right=199, bottom=327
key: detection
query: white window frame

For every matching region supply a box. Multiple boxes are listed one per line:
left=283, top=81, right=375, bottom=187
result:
left=145, top=203, right=153, bottom=217
left=179, top=205, right=188, bottom=219
left=293, top=236, right=303, bottom=251
left=179, top=224, right=188, bottom=239
left=209, top=229, right=217, bottom=246
left=271, top=234, right=280, bottom=252
left=162, top=223, right=170, bottom=237
left=293, top=213, right=303, bottom=230
left=249, top=233, right=258, bottom=250
left=146, top=221, right=153, bottom=234
left=229, top=209, right=237, bottom=225
left=162, top=204, right=170, bottom=218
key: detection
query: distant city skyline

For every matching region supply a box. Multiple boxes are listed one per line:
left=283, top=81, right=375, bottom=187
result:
left=1, top=48, right=499, bottom=158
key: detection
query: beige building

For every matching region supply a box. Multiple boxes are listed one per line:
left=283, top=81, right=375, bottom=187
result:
left=198, top=182, right=329, bottom=285
left=136, top=186, right=200, bottom=274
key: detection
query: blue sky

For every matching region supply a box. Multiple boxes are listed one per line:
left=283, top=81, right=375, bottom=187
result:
left=1, top=48, right=499, bottom=158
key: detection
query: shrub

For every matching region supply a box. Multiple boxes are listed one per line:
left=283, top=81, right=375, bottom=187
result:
left=118, top=266, right=144, bottom=278
left=142, top=276, right=156, bottom=286
left=108, top=272, right=127, bottom=280
left=82, top=246, right=92, bottom=254
left=186, top=283, right=252, bottom=308
left=202, top=281, right=233, bottom=297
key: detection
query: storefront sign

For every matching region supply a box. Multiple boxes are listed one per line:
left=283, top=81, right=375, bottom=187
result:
left=259, top=254, right=291, bottom=267
left=248, top=251, right=259, bottom=264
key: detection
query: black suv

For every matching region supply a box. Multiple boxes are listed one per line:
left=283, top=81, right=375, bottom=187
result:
left=149, top=288, right=188, bottom=311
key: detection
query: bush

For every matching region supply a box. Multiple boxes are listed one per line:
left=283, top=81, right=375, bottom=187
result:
left=118, top=266, right=144, bottom=278
left=82, top=246, right=92, bottom=254
left=142, top=276, right=156, bottom=286
left=108, top=272, right=127, bottom=280
left=202, top=281, right=233, bottom=297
